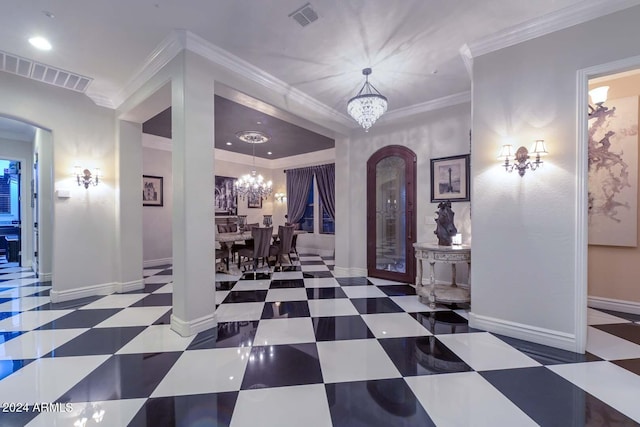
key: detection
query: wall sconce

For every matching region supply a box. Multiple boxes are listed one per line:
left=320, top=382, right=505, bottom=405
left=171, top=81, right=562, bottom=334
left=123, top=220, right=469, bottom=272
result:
left=589, top=86, right=609, bottom=116
left=75, top=165, right=100, bottom=189
left=498, top=140, right=548, bottom=177
left=274, top=192, right=287, bottom=203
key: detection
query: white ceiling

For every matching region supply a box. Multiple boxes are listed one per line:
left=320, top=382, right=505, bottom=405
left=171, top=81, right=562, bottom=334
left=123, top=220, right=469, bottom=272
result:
left=0, top=0, right=624, bottom=123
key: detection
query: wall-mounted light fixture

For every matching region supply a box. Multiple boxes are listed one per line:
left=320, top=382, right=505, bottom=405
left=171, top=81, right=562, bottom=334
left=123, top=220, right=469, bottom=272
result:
left=274, top=192, right=287, bottom=203
left=75, top=165, right=100, bottom=188
left=498, top=140, right=548, bottom=177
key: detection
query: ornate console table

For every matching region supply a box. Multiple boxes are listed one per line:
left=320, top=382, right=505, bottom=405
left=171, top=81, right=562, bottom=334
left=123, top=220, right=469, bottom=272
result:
left=413, top=243, right=471, bottom=308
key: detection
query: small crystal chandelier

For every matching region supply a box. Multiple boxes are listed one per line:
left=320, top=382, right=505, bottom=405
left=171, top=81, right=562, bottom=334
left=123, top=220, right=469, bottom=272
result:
left=347, top=68, right=388, bottom=132
left=234, top=130, right=273, bottom=200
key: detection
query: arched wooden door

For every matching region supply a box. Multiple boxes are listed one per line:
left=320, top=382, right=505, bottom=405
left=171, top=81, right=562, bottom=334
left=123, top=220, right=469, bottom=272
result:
left=367, top=146, right=417, bottom=283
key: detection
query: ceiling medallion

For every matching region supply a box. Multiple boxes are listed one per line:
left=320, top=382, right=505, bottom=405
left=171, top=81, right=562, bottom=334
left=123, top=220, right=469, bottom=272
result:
left=235, top=130, right=270, bottom=144
left=347, top=68, right=388, bottom=132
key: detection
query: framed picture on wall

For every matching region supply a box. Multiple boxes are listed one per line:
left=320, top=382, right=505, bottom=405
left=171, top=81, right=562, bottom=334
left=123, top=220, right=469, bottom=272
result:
left=247, top=192, right=262, bottom=209
left=430, top=154, right=470, bottom=202
left=143, top=175, right=164, bottom=206
left=215, top=175, right=238, bottom=216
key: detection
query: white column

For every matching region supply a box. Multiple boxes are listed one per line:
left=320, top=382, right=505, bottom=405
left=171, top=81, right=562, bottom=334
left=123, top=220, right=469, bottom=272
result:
left=334, top=136, right=351, bottom=275
left=115, top=120, right=144, bottom=293
left=170, top=51, right=216, bottom=336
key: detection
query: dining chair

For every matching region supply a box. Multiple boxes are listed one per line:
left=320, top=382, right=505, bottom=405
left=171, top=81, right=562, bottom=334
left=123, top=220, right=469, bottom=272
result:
left=237, top=226, right=273, bottom=278
left=270, top=225, right=295, bottom=267
left=217, top=223, right=242, bottom=263
left=215, top=248, right=228, bottom=271
left=285, top=222, right=300, bottom=258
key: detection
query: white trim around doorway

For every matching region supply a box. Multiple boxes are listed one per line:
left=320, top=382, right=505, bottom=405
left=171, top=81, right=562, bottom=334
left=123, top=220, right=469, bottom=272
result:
left=576, top=53, right=640, bottom=353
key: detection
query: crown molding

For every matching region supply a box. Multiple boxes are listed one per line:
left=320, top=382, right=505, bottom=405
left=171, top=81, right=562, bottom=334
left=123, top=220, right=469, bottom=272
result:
left=85, top=92, right=116, bottom=109
left=379, top=91, right=471, bottom=124
left=141, top=133, right=334, bottom=170
left=459, top=44, right=473, bottom=79
left=142, top=133, right=172, bottom=152
left=213, top=148, right=272, bottom=169
left=466, top=0, right=640, bottom=58
left=182, top=31, right=354, bottom=129
left=111, top=30, right=186, bottom=109
left=269, top=148, right=336, bottom=170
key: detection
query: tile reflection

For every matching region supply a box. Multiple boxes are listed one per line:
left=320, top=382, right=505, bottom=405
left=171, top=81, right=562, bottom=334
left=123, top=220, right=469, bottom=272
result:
left=240, top=343, right=323, bottom=389
left=326, top=379, right=435, bottom=427
left=261, top=301, right=310, bottom=319
left=187, top=321, right=258, bottom=350
left=379, top=336, right=472, bottom=376
left=313, top=316, right=374, bottom=341
left=129, top=392, right=237, bottom=427
left=481, top=367, right=638, bottom=426
left=0, top=358, right=31, bottom=381
left=410, top=311, right=470, bottom=335
left=56, top=352, right=181, bottom=402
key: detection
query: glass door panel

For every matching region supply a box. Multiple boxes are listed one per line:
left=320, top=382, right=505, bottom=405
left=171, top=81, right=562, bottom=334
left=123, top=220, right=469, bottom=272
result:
left=375, top=156, right=406, bottom=273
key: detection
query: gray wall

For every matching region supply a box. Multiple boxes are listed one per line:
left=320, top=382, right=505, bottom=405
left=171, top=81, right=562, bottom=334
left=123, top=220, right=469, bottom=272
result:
left=471, top=5, right=640, bottom=351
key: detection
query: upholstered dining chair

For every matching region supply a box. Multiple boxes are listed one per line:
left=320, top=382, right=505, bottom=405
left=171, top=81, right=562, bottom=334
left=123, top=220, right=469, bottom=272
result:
left=285, top=222, right=300, bottom=259
left=270, top=225, right=295, bottom=267
left=237, top=226, right=273, bottom=278
left=217, top=223, right=243, bottom=263
left=215, top=248, right=228, bottom=271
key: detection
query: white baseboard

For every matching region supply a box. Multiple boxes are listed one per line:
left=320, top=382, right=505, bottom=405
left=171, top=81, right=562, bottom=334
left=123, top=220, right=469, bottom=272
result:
left=50, top=282, right=115, bottom=303
left=115, top=279, right=144, bottom=293
left=332, top=266, right=368, bottom=277
left=469, top=312, right=578, bottom=353
left=588, top=296, right=640, bottom=315
left=170, top=313, right=217, bottom=337
left=297, top=247, right=334, bottom=257
left=143, top=257, right=173, bottom=268
left=38, top=272, right=52, bottom=281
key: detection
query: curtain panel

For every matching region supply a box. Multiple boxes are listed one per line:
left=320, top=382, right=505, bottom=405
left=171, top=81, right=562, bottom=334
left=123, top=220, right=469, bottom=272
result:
left=313, top=163, right=335, bottom=220
left=285, top=167, right=314, bottom=224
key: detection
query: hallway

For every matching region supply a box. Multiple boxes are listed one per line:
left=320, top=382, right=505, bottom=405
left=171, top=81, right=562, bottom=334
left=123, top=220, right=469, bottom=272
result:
left=0, top=257, right=639, bottom=426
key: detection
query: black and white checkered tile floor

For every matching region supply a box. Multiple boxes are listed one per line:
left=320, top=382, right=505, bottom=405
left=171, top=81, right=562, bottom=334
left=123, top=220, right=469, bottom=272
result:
left=1, top=256, right=640, bottom=426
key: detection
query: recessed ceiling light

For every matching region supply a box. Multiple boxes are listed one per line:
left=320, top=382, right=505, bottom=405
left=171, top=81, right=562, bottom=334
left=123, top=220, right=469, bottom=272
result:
left=226, top=141, right=232, bottom=145
left=29, top=36, right=52, bottom=51
left=267, top=151, right=272, bottom=155
left=42, top=10, right=55, bottom=18
left=256, top=121, right=262, bottom=125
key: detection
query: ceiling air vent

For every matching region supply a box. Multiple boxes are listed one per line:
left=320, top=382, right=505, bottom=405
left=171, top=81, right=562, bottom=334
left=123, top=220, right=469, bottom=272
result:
left=289, top=3, right=318, bottom=27
left=0, top=49, right=92, bottom=93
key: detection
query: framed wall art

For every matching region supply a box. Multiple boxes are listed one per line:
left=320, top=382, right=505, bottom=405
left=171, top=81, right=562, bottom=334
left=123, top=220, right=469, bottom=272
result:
left=143, top=175, right=163, bottom=206
left=247, top=192, right=263, bottom=209
left=215, top=175, right=238, bottom=216
left=430, top=154, right=470, bottom=202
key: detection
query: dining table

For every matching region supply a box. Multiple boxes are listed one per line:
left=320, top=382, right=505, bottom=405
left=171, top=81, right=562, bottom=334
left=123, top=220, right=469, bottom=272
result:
left=215, top=229, right=306, bottom=272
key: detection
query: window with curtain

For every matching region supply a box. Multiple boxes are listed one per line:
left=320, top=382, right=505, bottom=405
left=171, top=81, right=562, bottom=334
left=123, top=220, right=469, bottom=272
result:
left=297, top=180, right=314, bottom=232
left=319, top=197, right=334, bottom=234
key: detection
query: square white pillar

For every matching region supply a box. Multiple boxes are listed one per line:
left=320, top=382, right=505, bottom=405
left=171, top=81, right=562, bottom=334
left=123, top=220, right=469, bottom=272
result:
left=170, top=51, right=217, bottom=336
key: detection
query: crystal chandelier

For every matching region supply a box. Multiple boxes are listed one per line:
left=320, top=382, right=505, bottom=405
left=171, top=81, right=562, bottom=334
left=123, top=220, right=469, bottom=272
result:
left=347, top=68, right=388, bottom=132
left=234, top=130, right=273, bottom=200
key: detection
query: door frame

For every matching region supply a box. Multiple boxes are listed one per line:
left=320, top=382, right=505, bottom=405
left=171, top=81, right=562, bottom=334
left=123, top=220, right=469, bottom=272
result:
left=576, top=54, right=640, bottom=353
left=366, top=145, right=417, bottom=283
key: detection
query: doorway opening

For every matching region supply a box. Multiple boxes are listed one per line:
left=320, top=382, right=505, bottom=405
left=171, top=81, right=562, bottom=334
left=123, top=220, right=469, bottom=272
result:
left=0, top=159, right=21, bottom=265
left=577, top=55, right=640, bottom=353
